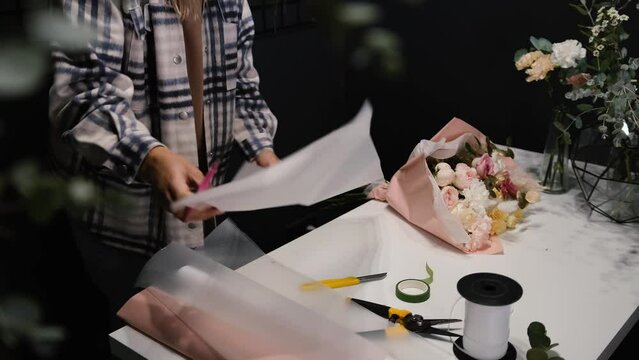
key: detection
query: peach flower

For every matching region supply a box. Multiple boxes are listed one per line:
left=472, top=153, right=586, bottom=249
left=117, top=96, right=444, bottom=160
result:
left=440, top=186, right=459, bottom=210
left=453, top=163, right=478, bottom=189
left=525, top=190, right=541, bottom=204
left=525, top=54, right=555, bottom=82
left=466, top=215, right=492, bottom=251
left=515, top=50, right=543, bottom=70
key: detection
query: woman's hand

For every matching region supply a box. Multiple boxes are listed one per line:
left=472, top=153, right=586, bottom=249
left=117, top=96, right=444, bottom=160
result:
left=139, top=146, right=222, bottom=222
left=255, top=148, right=281, bottom=167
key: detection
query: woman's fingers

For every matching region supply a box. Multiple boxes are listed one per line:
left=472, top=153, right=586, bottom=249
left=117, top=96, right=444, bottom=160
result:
left=183, top=206, right=223, bottom=222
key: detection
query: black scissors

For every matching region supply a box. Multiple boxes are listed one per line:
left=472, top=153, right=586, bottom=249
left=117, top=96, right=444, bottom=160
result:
left=351, top=298, right=461, bottom=338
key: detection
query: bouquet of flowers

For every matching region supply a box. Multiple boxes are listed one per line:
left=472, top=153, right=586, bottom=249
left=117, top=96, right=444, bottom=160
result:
left=513, top=1, right=638, bottom=186
left=369, top=119, right=541, bottom=254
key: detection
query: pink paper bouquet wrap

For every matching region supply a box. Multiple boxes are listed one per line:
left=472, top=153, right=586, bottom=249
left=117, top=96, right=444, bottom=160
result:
left=382, top=118, right=538, bottom=254
left=117, top=287, right=289, bottom=360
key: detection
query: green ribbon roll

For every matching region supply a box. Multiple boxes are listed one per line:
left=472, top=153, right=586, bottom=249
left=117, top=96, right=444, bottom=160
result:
left=395, top=263, right=434, bottom=303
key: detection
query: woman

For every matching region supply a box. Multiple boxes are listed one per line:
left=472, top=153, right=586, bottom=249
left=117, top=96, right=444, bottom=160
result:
left=49, top=0, right=279, bottom=330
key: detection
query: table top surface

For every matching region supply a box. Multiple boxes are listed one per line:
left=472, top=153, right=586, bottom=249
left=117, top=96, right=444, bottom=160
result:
left=111, top=148, right=639, bottom=360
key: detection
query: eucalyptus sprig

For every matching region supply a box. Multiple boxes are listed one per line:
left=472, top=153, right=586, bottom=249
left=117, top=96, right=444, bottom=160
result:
left=526, top=321, right=564, bottom=360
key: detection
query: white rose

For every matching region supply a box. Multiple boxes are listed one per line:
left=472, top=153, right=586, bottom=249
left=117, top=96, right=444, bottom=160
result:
left=551, top=39, right=587, bottom=68
left=435, top=162, right=455, bottom=187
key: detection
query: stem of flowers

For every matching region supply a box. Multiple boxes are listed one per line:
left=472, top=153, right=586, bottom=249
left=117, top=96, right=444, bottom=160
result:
left=543, top=110, right=568, bottom=190
left=580, top=1, right=601, bottom=71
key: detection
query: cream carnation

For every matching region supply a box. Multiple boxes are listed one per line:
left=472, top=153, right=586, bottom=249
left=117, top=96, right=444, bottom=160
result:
left=461, top=178, right=490, bottom=209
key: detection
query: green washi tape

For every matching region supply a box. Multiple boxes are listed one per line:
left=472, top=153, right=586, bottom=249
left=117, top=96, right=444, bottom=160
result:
left=395, top=279, right=431, bottom=303
left=395, top=263, right=434, bottom=303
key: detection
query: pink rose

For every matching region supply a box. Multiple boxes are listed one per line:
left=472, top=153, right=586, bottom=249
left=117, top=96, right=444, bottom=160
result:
left=499, top=174, right=518, bottom=199
left=467, top=215, right=492, bottom=251
left=471, top=153, right=496, bottom=178
left=440, top=186, right=459, bottom=210
left=453, top=163, right=478, bottom=189
left=566, top=73, right=591, bottom=88
left=435, top=162, right=455, bottom=187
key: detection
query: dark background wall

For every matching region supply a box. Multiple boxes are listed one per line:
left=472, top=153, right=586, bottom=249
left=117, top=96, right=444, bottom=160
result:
left=1, top=0, right=638, bottom=359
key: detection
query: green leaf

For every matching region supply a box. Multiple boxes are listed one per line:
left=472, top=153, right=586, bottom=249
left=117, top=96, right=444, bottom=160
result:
left=568, top=3, right=589, bottom=16
left=530, top=333, right=552, bottom=348
left=576, top=103, right=594, bottom=112
left=548, top=343, right=559, bottom=349
left=530, top=36, right=553, bottom=52
left=529, top=36, right=538, bottom=48
left=514, top=48, right=529, bottom=62
left=527, top=348, right=549, bottom=360
left=423, top=262, right=434, bottom=284
left=566, top=113, right=582, bottom=128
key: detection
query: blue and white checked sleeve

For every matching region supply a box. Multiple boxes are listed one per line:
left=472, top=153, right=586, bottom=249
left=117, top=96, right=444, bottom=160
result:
left=50, top=0, right=162, bottom=183
left=233, top=0, right=278, bottom=161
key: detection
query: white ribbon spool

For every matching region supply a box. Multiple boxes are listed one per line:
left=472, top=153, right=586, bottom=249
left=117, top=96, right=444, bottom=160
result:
left=454, top=273, right=523, bottom=360
left=462, top=301, right=512, bottom=359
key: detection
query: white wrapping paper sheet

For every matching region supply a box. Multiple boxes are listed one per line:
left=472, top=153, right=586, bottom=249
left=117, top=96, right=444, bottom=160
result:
left=193, top=218, right=264, bottom=270
left=133, top=243, right=392, bottom=360
left=172, top=100, right=384, bottom=212
left=237, top=216, right=455, bottom=360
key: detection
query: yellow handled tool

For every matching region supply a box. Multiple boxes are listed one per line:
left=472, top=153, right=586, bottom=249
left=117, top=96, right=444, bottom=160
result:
left=301, top=272, right=387, bottom=290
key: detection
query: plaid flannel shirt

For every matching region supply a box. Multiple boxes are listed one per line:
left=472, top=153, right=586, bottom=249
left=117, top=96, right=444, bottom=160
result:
left=49, top=0, right=277, bottom=255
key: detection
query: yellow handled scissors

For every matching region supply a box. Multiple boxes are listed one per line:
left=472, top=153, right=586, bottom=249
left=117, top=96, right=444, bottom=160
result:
left=301, top=272, right=387, bottom=290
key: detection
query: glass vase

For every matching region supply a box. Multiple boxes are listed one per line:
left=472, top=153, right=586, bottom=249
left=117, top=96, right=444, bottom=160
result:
left=571, top=126, right=639, bottom=223
left=539, top=113, right=569, bottom=194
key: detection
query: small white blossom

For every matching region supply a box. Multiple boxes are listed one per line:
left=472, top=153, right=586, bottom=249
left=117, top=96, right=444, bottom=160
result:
left=602, top=20, right=609, bottom=27
left=612, top=20, right=619, bottom=26
left=589, top=36, right=594, bottom=43
left=597, top=44, right=605, bottom=50
left=592, top=26, right=601, bottom=36
left=593, top=50, right=600, bottom=57
left=551, top=39, right=587, bottom=68
left=461, top=178, right=490, bottom=213
left=620, top=14, right=629, bottom=21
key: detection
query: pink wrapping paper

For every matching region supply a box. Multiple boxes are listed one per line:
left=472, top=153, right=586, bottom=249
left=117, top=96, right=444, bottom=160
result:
left=385, top=118, right=508, bottom=254
left=117, top=287, right=286, bottom=360
left=116, top=244, right=390, bottom=360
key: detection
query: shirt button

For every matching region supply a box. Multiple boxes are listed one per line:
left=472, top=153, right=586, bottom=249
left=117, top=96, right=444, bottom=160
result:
left=204, top=46, right=209, bottom=52
left=205, top=99, right=211, bottom=105
left=172, top=55, right=182, bottom=64
left=187, top=223, right=198, bottom=229
left=208, top=151, right=214, bottom=158
left=179, top=111, right=189, bottom=120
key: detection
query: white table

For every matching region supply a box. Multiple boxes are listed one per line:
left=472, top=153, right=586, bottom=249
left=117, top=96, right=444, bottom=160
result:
left=111, top=148, right=639, bottom=359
